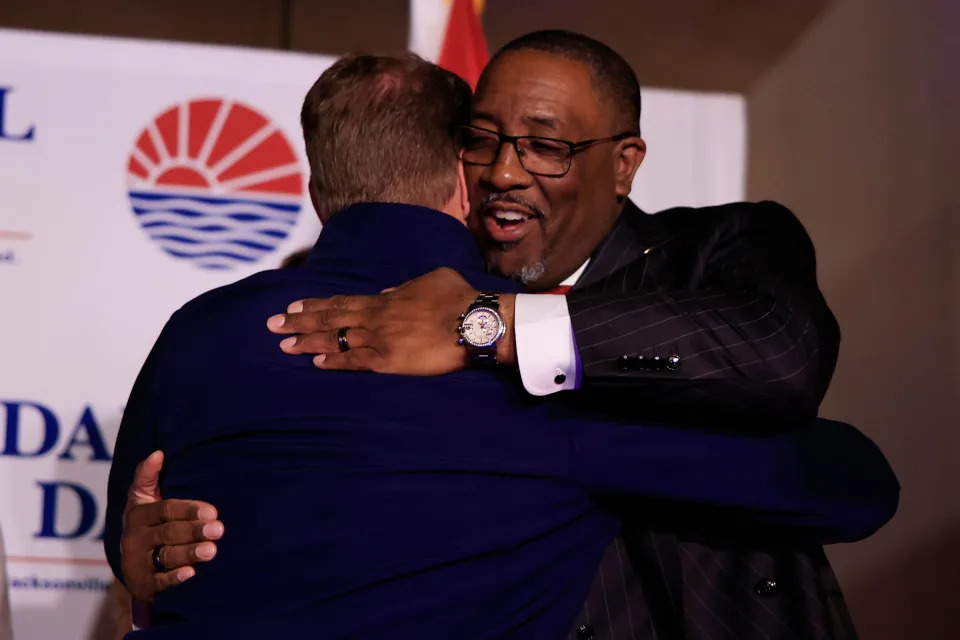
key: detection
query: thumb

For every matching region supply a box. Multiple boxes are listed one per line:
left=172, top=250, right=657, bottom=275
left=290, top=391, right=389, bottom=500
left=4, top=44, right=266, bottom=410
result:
left=129, top=450, right=164, bottom=504
left=380, top=278, right=415, bottom=294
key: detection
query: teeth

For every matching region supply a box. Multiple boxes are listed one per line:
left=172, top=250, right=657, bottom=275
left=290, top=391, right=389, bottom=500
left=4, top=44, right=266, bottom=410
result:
left=493, top=211, right=527, bottom=222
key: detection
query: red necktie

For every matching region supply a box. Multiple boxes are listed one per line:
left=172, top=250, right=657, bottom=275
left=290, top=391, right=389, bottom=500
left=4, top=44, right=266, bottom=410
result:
left=542, top=285, right=571, bottom=295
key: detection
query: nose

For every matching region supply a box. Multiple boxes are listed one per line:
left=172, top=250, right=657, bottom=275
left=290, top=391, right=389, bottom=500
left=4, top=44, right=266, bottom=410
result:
left=479, top=140, right=534, bottom=192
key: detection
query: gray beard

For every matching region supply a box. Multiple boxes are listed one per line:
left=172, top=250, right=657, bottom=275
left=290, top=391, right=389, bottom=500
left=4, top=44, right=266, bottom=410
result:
left=519, top=260, right=547, bottom=285
left=489, top=256, right=548, bottom=286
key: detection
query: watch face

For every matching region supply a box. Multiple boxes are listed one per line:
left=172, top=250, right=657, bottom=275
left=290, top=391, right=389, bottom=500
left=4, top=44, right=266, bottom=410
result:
left=461, top=307, right=504, bottom=348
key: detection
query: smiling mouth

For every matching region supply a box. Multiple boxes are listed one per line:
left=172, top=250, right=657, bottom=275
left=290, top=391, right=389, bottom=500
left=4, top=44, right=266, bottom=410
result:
left=480, top=205, right=540, bottom=244
left=491, top=208, right=534, bottom=226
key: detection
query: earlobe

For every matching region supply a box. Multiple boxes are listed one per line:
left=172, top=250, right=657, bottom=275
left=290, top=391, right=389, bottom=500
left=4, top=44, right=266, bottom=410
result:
left=614, top=137, right=646, bottom=198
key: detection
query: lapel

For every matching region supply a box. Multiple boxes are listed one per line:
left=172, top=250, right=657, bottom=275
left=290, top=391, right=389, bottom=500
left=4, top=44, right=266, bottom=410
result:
left=574, top=199, right=675, bottom=291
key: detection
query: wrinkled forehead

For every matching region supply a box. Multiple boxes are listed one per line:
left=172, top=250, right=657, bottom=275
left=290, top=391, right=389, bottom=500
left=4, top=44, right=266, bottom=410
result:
left=472, top=50, right=607, bottom=137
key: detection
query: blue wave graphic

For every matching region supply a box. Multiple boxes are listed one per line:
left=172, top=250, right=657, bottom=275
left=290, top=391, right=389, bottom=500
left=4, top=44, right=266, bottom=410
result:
left=129, top=190, right=301, bottom=211
left=128, top=190, right=301, bottom=269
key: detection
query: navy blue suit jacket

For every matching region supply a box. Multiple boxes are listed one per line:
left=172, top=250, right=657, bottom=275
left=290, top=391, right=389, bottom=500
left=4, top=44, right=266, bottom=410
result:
left=105, top=204, right=897, bottom=639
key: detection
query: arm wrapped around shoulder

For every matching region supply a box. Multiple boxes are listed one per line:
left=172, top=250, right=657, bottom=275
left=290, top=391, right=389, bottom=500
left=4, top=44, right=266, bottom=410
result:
left=782, top=418, right=900, bottom=542
left=567, top=414, right=899, bottom=545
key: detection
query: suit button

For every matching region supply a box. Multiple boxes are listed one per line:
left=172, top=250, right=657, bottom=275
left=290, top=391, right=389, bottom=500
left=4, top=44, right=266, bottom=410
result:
left=754, top=578, right=778, bottom=597
left=667, top=354, right=681, bottom=370
left=577, top=624, right=595, bottom=640
left=617, top=355, right=631, bottom=371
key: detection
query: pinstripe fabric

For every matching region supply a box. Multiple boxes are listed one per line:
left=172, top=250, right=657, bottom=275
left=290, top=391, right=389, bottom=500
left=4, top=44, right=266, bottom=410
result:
left=565, top=201, right=857, bottom=640
left=568, top=200, right=840, bottom=425
left=674, top=539, right=858, bottom=640
left=568, top=537, right=653, bottom=640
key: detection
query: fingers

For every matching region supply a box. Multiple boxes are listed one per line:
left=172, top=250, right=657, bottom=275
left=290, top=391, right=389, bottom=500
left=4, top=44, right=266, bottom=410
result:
left=155, top=539, right=219, bottom=572
left=147, top=565, right=196, bottom=597
left=293, top=294, right=376, bottom=314
left=151, top=519, right=224, bottom=548
left=280, top=327, right=373, bottom=355
left=126, top=498, right=218, bottom=528
left=120, top=509, right=222, bottom=601
left=266, top=308, right=366, bottom=335
left=314, top=348, right=382, bottom=372
left=128, top=450, right=164, bottom=504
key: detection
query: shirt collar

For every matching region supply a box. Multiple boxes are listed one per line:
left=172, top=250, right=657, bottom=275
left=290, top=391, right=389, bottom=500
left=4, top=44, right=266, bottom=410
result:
left=560, top=260, right=590, bottom=287
left=306, top=203, right=487, bottom=280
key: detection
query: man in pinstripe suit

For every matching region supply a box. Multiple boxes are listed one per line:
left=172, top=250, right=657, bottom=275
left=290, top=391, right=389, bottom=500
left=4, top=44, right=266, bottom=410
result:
left=263, top=32, right=872, bottom=639
left=118, top=33, right=890, bottom=639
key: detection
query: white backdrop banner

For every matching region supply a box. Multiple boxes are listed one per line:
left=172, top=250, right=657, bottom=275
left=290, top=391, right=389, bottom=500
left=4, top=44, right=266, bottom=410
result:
left=0, top=28, right=744, bottom=639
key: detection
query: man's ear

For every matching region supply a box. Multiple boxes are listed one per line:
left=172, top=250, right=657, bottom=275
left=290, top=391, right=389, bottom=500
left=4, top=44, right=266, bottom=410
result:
left=309, top=177, right=323, bottom=220
left=614, top=136, right=646, bottom=200
left=457, top=160, right=470, bottom=220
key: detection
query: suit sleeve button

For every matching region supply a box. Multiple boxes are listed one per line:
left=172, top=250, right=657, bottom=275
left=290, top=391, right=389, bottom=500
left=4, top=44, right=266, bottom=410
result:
left=667, top=354, right=681, bottom=370
left=577, top=624, right=596, bottom=640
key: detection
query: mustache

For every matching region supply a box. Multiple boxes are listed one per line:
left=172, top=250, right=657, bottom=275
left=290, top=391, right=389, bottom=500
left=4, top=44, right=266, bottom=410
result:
left=477, top=192, right=545, bottom=218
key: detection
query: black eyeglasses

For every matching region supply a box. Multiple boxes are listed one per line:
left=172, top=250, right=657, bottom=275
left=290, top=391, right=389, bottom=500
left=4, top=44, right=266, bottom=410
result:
left=458, top=124, right=639, bottom=177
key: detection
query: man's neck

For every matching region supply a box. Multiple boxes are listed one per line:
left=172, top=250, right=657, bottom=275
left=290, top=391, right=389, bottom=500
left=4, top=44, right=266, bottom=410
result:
left=307, top=203, right=488, bottom=289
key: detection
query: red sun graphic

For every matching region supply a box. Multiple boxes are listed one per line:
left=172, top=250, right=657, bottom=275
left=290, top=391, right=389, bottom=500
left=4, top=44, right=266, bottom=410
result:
left=126, top=98, right=304, bottom=198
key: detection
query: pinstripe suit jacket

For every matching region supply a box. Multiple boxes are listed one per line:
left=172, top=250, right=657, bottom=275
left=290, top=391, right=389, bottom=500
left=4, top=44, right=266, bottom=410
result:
left=566, top=200, right=858, bottom=640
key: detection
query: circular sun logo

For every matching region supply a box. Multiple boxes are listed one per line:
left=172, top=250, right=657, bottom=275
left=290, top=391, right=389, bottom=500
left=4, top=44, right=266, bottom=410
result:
left=126, top=98, right=305, bottom=269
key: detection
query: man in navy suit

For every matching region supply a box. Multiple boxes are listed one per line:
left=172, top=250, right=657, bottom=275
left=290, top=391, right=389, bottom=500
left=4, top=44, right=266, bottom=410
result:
left=106, top=53, right=897, bottom=638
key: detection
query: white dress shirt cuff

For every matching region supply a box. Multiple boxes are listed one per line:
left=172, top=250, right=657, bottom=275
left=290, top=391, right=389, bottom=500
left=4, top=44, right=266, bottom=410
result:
left=514, top=293, right=581, bottom=396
